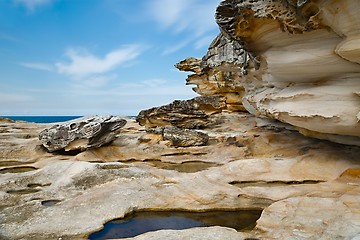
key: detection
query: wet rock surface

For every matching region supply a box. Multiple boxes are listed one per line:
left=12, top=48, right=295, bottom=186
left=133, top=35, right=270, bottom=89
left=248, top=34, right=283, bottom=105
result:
left=39, top=115, right=127, bottom=152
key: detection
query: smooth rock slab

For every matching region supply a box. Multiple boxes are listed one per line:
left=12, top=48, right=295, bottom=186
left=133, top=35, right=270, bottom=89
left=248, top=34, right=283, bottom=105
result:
left=39, top=115, right=126, bottom=152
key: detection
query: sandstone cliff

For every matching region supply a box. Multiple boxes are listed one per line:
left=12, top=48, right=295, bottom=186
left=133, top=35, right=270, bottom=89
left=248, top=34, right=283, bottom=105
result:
left=176, top=0, right=360, bottom=146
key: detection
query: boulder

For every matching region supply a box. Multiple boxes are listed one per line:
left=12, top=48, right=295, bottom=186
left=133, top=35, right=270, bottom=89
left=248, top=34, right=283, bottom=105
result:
left=136, top=96, right=226, bottom=129
left=39, top=115, right=126, bottom=152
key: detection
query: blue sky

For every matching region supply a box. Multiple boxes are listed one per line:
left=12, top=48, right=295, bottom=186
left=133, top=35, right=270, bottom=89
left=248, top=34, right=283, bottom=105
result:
left=0, top=0, right=221, bottom=116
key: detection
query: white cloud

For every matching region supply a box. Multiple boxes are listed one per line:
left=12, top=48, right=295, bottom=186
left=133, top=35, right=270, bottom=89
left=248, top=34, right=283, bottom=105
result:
left=56, top=45, right=143, bottom=78
left=71, top=74, right=118, bottom=89
left=147, top=0, right=191, bottom=29
left=13, top=0, right=53, bottom=12
left=145, top=0, right=220, bottom=54
left=19, top=62, right=53, bottom=71
left=162, top=39, right=191, bottom=55
left=146, top=0, right=220, bottom=36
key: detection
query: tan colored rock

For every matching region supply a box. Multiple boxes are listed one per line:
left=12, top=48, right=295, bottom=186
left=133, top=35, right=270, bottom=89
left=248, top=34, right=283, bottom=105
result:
left=0, top=117, right=14, bottom=123
left=1, top=1, right=360, bottom=239
left=1, top=113, right=360, bottom=239
left=121, top=226, right=247, bottom=240
left=177, top=0, right=360, bottom=145
left=175, top=54, right=246, bottom=112
left=162, top=126, right=209, bottom=147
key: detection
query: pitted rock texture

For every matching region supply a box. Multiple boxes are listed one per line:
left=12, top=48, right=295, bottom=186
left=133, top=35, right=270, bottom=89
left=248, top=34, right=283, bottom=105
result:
left=162, top=126, right=209, bottom=147
left=39, top=116, right=127, bottom=152
left=176, top=56, right=246, bottom=112
left=136, top=96, right=226, bottom=129
left=178, top=0, right=360, bottom=146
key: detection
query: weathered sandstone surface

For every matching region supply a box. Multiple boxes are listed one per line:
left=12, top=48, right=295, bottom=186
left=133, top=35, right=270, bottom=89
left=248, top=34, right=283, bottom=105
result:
left=39, top=116, right=126, bottom=152
left=0, top=113, right=360, bottom=239
left=136, top=96, right=226, bottom=129
left=1, top=0, right=360, bottom=239
left=176, top=0, right=360, bottom=146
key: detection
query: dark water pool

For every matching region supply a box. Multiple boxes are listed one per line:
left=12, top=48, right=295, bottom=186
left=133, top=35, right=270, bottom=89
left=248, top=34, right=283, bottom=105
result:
left=88, top=210, right=262, bottom=239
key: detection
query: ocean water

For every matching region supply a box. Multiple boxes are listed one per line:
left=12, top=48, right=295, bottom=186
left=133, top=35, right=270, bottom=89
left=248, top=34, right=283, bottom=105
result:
left=2, top=116, right=83, bottom=123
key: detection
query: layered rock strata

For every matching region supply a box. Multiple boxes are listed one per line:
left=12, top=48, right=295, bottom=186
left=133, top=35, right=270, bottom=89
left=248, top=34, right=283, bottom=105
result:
left=1, top=113, right=360, bottom=239
left=177, top=0, right=360, bottom=146
left=176, top=57, right=246, bottom=112
left=39, top=115, right=126, bottom=152
left=1, top=1, right=360, bottom=239
left=136, top=96, right=226, bottom=129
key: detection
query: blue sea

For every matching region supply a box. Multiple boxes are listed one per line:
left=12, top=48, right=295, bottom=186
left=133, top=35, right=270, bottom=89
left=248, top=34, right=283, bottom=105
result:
left=2, top=116, right=83, bottom=123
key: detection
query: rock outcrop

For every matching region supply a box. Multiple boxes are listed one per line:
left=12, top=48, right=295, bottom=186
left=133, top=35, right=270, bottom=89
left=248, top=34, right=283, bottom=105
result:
left=1, top=1, right=360, bottom=240
left=136, top=96, right=226, bottom=129
left=39, top=116, right=126, bottom=152
left=162, top=126, right=209, bottom=147
left=176, top=57, right=246, bottom=112
left=145, top=126, right=209, bottom=147
left=177, top=0, right=360, bottom=146
left=1, top=113, right=360, bottom=239
left=0, top=117, right=14, bottom=123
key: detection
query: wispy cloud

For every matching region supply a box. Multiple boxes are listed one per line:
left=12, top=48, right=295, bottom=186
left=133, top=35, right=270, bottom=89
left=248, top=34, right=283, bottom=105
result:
left=70, top=74, right=118, bottom=89
left=146, top=0, right=220, bottom=36
left=140, top=78, right=166, bottom=87
left=162, top=39, right=191, bottom=55
left=145, top=0, right=220, bottom=54
left=19, top=62, right=53, bottom=71
left=13, top=0, right=53, bottom=12
left=18, top=45, right=145, bottom=89
left=56, top=45, right=144, bottom=78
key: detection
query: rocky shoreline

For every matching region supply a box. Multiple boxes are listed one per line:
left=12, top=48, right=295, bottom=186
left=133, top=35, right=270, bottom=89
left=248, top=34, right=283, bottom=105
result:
left=1, top=112, right=359, bottom=239
left=1, top=0, right=360, bottom=239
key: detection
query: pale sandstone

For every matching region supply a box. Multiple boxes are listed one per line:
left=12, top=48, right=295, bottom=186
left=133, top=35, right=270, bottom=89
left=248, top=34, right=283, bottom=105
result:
left=1, top=0, right=360, bottom=239
left=0, top=113, right=359, bottom=239
left=177, top=0, right=360, bottom=146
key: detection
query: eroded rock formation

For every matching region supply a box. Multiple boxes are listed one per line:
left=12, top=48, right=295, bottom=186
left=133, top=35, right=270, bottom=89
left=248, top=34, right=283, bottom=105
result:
left=39, top=116, right=126, bottom=152
left=136, top=96, right=226, bottom=129
left=162, top=126, right=209, bottom=147
left=177, top=0, right=360, bottom=146
left=1, top=113, right=360, bottom=239
left=1, top=1, right=360, bottom=240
